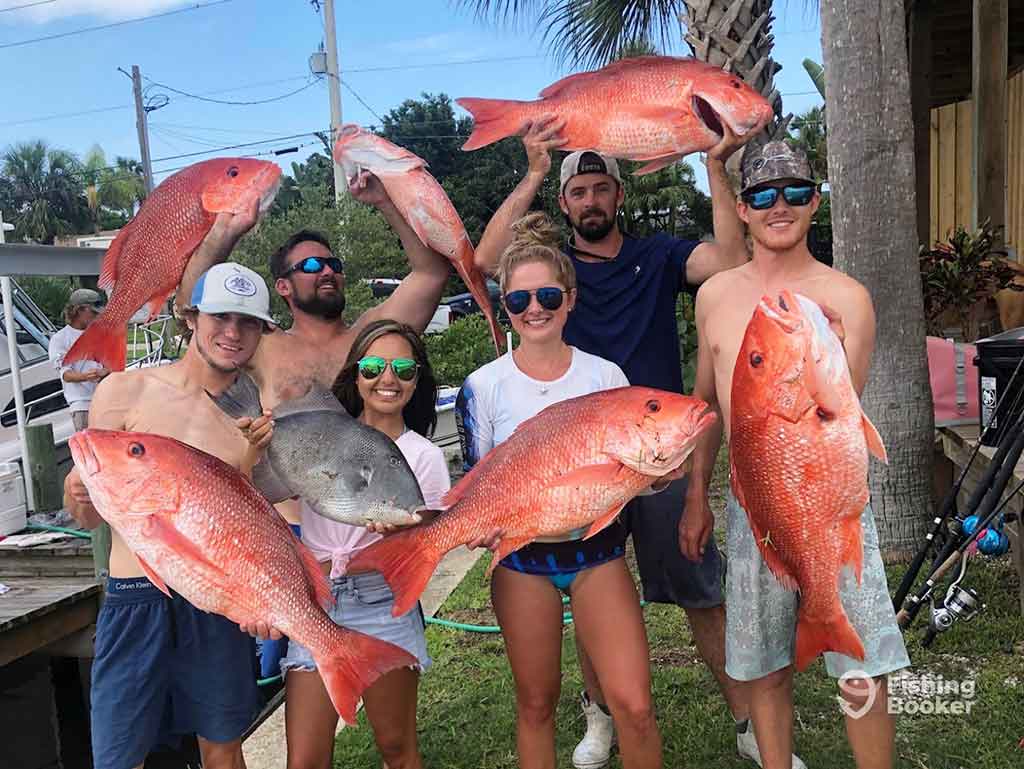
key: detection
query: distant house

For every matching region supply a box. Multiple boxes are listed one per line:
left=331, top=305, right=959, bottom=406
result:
left=53, top=230, right=121, bottom=250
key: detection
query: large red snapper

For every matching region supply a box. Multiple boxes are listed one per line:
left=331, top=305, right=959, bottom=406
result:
left=348, top=387, right=717, bottom=617
left=729, top=290, right=888, bottom=670
left=63, top=158, right=281, bottom=372
left=69, top=429, right=416, bottom=725
left=332, top=125, right=505, bottom=354
left=456, top=56, right=773, bottom=174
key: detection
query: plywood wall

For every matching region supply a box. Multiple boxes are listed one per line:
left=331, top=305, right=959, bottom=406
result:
left=929, top=70, right=1024, bottom=258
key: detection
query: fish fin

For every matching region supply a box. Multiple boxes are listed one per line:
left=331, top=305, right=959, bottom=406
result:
left=583, top=503, right=626, bottom=540
left=548, top=463, right=625, bottom=489
left=486, top=536, right=536, bottom=576
left=744, top=510, right=800, bottom=592
left=450, top=242, right=504, bottom=356
left=346, top=529, right=441, bottom=618
left=537, top=68, right=606, bottom=98
left=455, top=97, right=527, bottom=150
left=841, top=511, right=864, bottom=585
left=313, top=626, right=418, bottom=726
left=294, top=536, right=334, bottom=610
left=861, top=410, right=888, bottom=464
left=136, top=556, right=172, bottom=598
left=794, top=610, right=865, bottom=671
left=143, top=289, right=174, bottom=322
left=98, top=232, right=124, bottom=290
left=634, top=154, right=685, bottom=176
left=141, top=515, right=226, bottom=579
left=272, top=381, right=349, bottom=419
left=62, top=316, right=127, bottom=371
left=250, top=460, right=295, bottom=505
left=729, top=455, right=749, bottom=513
left=208, top=371, right=263, bottom=420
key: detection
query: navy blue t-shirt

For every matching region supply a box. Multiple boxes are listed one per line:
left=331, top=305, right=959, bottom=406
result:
left=563, top=233, right=699, bottom=393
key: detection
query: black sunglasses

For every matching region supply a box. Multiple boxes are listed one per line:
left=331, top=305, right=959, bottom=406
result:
left=741, top=185, right=816, bottom=211
left=503, top=286, right=568, bottom=315
left=281, top=255, right=345, bottom=278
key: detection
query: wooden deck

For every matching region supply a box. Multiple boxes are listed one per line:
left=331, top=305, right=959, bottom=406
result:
left=936, top=424, right=1024, bottom=615
left=0, top=536, right=99, bottom=667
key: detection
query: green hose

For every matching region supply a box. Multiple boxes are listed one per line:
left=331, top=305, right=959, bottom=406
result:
left=424, top=596, right=648, bottom=633
left=26, top=523, right=92, bottom=539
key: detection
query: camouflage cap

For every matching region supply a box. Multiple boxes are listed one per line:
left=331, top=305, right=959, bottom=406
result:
left=740, top=141, right=816, bottom=194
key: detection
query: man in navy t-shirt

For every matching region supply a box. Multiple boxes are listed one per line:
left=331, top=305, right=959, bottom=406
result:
left=473, top=117, right=807, bottom=769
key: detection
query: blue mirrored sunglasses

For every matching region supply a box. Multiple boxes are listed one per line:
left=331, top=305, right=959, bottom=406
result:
left=741, top=185, right=816, bottom=210
left=503, top=286, right=567, bottom=315
left=282, top=255, right=345, bottom=277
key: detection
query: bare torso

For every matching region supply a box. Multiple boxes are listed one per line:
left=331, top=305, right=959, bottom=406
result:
left=700, top=259, right=872, bottom=438
left=92, top=364, right=252, bottom=578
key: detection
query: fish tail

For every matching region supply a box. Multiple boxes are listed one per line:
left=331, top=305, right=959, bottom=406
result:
left=453, top=244, right=504, bottom=355
left=63, top=315, right=127, bottom=372
left=455, top=97, right=529, bottom=150
left=208, top=371, right=263, bottom=420
left=345, top=529, right=441, bottom=617
left=312, top=625, right=419, bottom=726
left=794, top=610, right=865, bottom=671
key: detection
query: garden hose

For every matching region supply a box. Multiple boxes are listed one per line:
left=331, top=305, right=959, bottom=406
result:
left=26, top=523, right=92, bottom=539
left=424, top=595, right=649, bottom=633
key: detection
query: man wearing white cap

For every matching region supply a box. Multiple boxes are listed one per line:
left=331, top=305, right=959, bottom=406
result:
left=474, top=119, right=805, bottom=769
left=63, top=262, right=275, bottom=769
left=49, top=287, right=109, bottom=430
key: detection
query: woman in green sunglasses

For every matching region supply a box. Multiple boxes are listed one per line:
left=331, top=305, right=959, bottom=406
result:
left=280, top=319, right=448, bottom=769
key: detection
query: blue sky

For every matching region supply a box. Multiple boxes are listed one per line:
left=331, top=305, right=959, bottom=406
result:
left=0, top=0, right=824, bottom=194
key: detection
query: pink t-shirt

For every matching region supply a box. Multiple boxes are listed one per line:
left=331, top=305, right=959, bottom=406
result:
left=300, top=429, right=452, bottom=578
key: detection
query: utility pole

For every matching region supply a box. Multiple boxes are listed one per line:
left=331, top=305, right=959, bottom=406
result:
left=131, top=65, right=155, bottom=194
left=322, top=0, right=345, bottom=202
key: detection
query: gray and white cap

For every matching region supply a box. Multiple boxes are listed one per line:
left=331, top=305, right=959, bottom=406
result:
left=188, top=263, right=274, bottom=324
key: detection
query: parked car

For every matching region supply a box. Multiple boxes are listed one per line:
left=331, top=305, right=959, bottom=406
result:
left=442, top=279, right=508, bottom=323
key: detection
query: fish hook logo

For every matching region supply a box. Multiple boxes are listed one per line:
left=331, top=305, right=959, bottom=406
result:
left=836, top=669, right=879, bottom=720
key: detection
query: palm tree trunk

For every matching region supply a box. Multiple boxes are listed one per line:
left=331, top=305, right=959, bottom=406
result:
left=820, top=0, right=934, bottom=556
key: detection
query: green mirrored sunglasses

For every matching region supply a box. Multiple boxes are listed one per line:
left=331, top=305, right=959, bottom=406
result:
left=357, top=355, right=419, bottom=382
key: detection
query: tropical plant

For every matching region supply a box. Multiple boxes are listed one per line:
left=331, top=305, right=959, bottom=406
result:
left=919, top=221, right=1016, bottom=341
left=81, top=146, right=146, bottom=233
left=2, top=140, right=89, bottom=243
left=787, top=105, right=827, bottom=181
left=425, top=313, right=503, bottom=386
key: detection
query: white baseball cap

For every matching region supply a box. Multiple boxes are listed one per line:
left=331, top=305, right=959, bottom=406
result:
left=188, top=263, right=274, bottom=324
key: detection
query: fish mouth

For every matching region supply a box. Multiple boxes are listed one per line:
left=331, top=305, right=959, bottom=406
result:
left=256, top=167, right=282, bottom=214
left=693, top=96, right=724, bottom=138
left=68, top=432, right=100, bottom=477
left=759, top=292, right=804, bottom=333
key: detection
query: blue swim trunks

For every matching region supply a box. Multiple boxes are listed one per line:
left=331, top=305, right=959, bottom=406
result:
left=256, top=523, right=301, bottom=679
left=90, top=576, right=261, bottom=769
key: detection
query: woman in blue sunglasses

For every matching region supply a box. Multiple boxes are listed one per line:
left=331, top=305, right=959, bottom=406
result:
left=275, top=319, right=448, bottom=769
left=456, top=213, right=666, bottom=769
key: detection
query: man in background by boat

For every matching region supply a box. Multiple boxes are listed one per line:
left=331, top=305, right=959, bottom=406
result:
left=49, top=288, right=109, bottom=430
left=471, top=119, right=804, bottom=769
left=63, top=262, right=275, bottom=769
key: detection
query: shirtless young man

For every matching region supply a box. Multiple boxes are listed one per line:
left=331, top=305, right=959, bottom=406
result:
left=63, top=263, right=277, bottom=769
left=681, top=142, right=910, bottom=769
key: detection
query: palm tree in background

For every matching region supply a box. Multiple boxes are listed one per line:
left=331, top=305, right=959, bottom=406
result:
left=787, top=105, right=827, bottom=181
left=2, top=140, right=88, bottom=243
left=83, top=146, right=148, bottom=232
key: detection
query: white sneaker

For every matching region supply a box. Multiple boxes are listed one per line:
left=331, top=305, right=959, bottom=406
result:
left=736, top=719, right=808, bottom=769
left=572, top=691, right=617, bottom=769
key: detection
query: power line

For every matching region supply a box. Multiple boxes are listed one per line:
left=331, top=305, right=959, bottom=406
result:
left=0, top=103, right=132, bottom=127
left=143, top=74, right=322, bottom=106
left=0, top=0, right=55, bottom=13
left=150, top=131, right=325, bottom=163
left=344, top=54, right=542, bottom=74
left=0, top=0, right=230, bottom=50
left=339, top=78, right=384, bottom=124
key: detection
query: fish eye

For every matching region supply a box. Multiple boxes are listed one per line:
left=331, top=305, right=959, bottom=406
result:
left=388, top=455, right=401, bottom=467
left=645, top=399, right=660, bottom=413
left=731, top=80, right=742, bottom=89
left=227, top=166, right=239, bottom=178
left=128, top=442, right=145, bottom=457
left=750, top=352, right=764, bottom=367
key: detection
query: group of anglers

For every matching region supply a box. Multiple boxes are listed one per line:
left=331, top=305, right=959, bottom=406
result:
left=60, top=117, right=910, bottom=769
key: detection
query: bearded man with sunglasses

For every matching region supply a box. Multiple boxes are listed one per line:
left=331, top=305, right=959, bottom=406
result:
left=472, top=118, right=802, bottom=769
left=683, top=142, right=909, bottom=769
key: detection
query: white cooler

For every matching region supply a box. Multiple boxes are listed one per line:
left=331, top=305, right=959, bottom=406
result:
left=0, top=462, right=27, bottom=536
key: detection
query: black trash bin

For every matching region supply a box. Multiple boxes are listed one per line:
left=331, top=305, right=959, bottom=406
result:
left=974, top=327, right=1024, bottom=446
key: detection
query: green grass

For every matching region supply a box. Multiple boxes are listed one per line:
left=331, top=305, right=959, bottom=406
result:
left=332, top=450, right=1024, bottom=769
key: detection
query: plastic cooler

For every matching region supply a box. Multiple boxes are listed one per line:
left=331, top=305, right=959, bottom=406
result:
left=0, top=461, right=27, bottom=536
left=974, top=327, right=1024, bottom=446
left=927, top=336, right=980, bottom=428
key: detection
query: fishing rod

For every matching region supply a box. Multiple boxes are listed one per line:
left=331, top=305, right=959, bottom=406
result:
left=891, top=351, right=1024, bottom=611
left=896, top=410, right=1024, bottom=632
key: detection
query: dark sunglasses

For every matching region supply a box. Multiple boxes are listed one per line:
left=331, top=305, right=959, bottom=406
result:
left=281, top=255, right=345, bottom=277
left=503, top=286, right=567, bottom=315
left=357, top=356, right=419, bottom=382
left=741, top=185, right=816, bottom=210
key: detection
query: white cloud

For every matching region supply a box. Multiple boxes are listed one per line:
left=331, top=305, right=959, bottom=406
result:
left=9, top=1, right=201, bottom=25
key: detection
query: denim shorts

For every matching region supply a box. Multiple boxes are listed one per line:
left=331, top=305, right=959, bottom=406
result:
left=91, top=577, right=260, bottom=769
left=281, top=570, right=431, bottom=675
left=724, top=492, right=911, bottom=681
